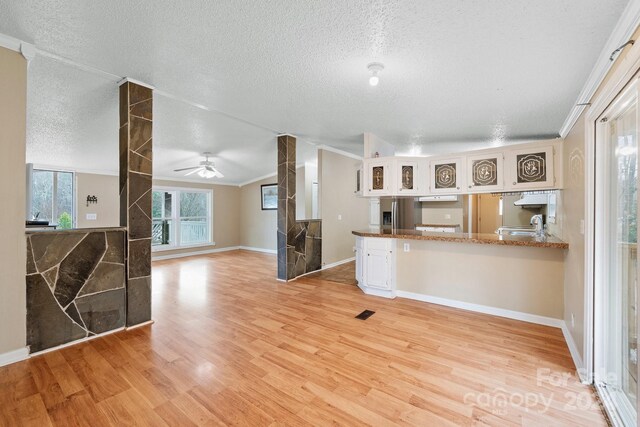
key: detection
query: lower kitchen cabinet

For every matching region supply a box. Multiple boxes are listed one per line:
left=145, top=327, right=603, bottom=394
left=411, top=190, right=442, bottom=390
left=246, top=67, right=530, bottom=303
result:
left=355, top=237, right=396, bottom=298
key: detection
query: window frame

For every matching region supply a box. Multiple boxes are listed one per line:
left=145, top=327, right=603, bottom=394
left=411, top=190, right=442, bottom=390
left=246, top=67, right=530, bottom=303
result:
left=30, top=167, right=76, bottom=228
left=151, top=186, right=214, bottom=252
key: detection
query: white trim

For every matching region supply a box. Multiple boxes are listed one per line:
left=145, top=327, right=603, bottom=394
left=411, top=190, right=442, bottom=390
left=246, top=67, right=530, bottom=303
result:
left=583, top=41, right=640, bottom=386
left=321, top=257, right=355, bottom=270
left=559, top=0, right=640, bottom=137
left=152, top=241, right=216, bottom=253
left=277, top=133, right=298, bottom=138
left=152, top=245, right=240, bottom=261
left=238, top=246, right=277, bottom=254
left=359, top=283, right=396, bottom=298
left=396, top=290, right=563, bottom=328
left=0, top=347, right=29, bottom=367
left=125, top=320, right=154, bottom=330
left=561, top=322, right=588, bottom=383
left=29, top=326, right=125, bottom=357
left=317, top=144, right=363, bottom=161
left=0, top=33, right=22, bottom=52
left=118, top=77, right=155, bottom=90
left=238, top=172, right=278, bottom=187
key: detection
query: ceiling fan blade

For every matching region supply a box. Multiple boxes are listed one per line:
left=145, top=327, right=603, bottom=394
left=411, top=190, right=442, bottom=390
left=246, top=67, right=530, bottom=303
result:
left=184, top=167, right=204, bottom=176
left=174, top=166, right=200, bottom=172
left=214, top=170, right=224, bottom=178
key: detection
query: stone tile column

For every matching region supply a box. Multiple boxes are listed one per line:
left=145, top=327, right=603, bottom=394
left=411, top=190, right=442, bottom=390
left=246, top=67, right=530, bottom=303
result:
left=119, top=79, right=153, bottom=326
left=277, top=135, right=321, bottom=281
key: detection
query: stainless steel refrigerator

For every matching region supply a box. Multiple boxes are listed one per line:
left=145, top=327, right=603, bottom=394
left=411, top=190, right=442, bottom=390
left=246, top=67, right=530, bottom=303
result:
left=380, top=197, right=421, bottom=231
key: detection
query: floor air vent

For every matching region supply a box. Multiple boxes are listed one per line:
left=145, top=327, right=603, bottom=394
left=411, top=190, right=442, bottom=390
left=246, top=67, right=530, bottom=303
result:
left=355, top=310, right=375, bottom=320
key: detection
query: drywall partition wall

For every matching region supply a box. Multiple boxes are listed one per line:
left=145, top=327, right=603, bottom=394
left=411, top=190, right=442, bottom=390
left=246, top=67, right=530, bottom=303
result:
left=240, top=176, right=277, bottom=251
left=0, top=46, right=27, bottom=357
left=319, top=149, right=369, bottom=265
left=76, top=173, right=119, bottom=228
left=561, top=113, right=587, bottom=359
left=151, top=180, right=241, bottom=257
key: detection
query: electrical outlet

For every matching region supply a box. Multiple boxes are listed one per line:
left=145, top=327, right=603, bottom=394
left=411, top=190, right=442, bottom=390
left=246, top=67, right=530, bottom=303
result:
left=338, top=214, right=342, bottom=220
left=571, top=313, right=575, bottom=328
left=580, top=219, right=585, bottom=235
left=86, top=213, right=97, bottom=221
left=444, top=214, right=451, bottom=219
left=403, top=243, right=410, bottom=252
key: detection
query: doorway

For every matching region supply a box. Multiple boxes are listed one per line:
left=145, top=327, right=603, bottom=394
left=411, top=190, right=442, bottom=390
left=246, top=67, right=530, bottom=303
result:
left=594, top=77, right=639, bottom=426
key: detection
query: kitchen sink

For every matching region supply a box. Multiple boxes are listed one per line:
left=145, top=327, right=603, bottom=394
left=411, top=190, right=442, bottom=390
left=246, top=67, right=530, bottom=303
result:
left=496, top=227, right=541, bottom=237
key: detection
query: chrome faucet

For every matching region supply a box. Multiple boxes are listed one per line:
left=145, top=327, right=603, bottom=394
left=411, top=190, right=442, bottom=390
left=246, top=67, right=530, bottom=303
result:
left=530, top=214, right=544, bottom=236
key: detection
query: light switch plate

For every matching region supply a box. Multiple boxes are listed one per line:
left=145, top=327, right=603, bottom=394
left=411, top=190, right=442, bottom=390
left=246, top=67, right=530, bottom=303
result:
left=403, top=243, right=410, bottom=252
left=86, top=213, right=97, bottom=220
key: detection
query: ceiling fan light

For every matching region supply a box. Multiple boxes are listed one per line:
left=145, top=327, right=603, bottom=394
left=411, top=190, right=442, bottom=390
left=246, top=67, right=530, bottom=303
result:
left=369, top=75, right=379, bottom=86
left=198, top=168, right=217, bottom=179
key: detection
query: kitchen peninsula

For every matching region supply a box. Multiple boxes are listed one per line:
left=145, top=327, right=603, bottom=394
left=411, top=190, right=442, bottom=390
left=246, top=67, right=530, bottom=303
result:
left=353, top=228, right=568, bottom=326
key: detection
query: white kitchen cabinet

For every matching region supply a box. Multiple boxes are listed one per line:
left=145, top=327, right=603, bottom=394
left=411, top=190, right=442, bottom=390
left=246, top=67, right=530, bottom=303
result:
left=354, top=166, right=363, bottom=196
left=394, top=157, right=425, bottom=196
left=505, top=146, right=556, bottom=191
left=364, top=158, right=394, bottom=196
left=466, top=152, right=504, bottom=193
left=355, top=237, right=396, bottom=298
left=429, top=157, right=466, bottom=194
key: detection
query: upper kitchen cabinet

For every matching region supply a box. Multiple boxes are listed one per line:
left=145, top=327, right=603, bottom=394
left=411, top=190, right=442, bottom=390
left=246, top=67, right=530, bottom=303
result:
left=394, top=157, right=426, bottom=196
left=505, top=146, right=556, bottom=191
left=364, top=158, right=394, bottom=196
left=466, top=152, right=504, bottom=192
left=430, top=157, right=466, bottom=194
left=354, top=165, right=363, bottom=196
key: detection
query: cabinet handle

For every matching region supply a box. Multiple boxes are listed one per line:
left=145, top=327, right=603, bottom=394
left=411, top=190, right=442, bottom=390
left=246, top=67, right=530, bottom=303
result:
left=456, top=187, right=460, bottom=190
left=513, top=182, right=516, bottom=185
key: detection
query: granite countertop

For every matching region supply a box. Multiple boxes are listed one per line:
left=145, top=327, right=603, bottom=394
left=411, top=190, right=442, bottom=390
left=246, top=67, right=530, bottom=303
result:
left=25, top=227, right=127, bottom=235
left=415, top=224, right=461, bottom=228
left=352, top=228, right=568, bottom=249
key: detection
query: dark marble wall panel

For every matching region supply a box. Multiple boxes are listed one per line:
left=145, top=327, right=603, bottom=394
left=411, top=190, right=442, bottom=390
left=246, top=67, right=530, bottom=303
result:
left=276, top=135, right=322, bottom=280
left=26, top=229, right=127, bottom=353
left=119, top=81, right=153, bottom=327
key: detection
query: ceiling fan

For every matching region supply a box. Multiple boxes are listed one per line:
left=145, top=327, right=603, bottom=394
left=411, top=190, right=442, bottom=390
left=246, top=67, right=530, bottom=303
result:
left=174, top=152, right=224, bottom=179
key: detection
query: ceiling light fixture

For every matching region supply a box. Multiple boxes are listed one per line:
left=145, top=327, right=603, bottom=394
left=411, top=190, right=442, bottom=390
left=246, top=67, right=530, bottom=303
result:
left=367, top=62, right=384, bottom=86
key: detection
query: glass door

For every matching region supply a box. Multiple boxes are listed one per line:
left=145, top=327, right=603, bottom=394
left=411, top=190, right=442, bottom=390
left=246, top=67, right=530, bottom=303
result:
left=596, top=78, right=639, bottom=426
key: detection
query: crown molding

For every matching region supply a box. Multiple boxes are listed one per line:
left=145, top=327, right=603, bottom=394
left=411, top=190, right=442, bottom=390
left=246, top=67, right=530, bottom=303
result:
left=317, top=144, right=363, bottom=160
left=117, top=77, right=155, bottom=90
left=238, top=172, right=278, bottom=187
left=559, top=0, right=640, bottom=137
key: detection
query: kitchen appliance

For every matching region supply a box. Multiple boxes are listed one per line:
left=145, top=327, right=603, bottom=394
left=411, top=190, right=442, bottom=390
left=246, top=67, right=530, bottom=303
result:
left=381, top=197, right=421, bottom=231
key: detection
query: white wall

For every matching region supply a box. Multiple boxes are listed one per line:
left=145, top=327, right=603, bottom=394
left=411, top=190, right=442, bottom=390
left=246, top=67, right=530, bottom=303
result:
left=76, top=173, right=119, bottom=228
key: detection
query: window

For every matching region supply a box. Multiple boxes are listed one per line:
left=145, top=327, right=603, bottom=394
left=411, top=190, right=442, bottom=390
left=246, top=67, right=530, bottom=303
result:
left=152, top=188, right=212, bottom=250
left=30, top=169, right=74, bottom=229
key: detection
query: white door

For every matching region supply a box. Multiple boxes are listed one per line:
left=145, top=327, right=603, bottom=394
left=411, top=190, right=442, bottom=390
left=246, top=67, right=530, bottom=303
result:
left=594, top=77, right=639, bottom=426
left=395, top=158, right=421, bottom=196
left=365, top=159, right=393, bottom=196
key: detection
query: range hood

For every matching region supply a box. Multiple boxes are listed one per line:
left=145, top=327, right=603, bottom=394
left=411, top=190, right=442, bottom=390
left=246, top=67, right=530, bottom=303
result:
left=513, top=194, right=549, bottom=207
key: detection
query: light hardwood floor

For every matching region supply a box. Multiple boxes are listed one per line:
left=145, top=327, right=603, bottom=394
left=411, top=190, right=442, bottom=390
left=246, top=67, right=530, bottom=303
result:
left=0, top=250, right=607, bottom=426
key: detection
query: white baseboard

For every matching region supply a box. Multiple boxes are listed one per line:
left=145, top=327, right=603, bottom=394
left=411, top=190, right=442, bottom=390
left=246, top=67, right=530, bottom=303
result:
left=152, top=246, right=241, bottom=260
left=395, top=290, right=563, bottom=328
left=321, top=257, right=355, bottom=270
left=0, top=347, right=29, bottom=367
left=359, top=283, right=396, bottom=299
left=238, top=246, right=277, bottom=254
left=561, top=321, right=588, bottom=383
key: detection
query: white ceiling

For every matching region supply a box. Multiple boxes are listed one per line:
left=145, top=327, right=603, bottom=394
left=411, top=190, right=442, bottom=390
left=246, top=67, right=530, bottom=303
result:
left=0, top=0, right=630, bottom=184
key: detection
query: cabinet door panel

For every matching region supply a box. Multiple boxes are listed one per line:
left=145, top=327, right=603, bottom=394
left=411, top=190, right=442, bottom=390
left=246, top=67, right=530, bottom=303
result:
left=365, top=159, right=393, bottom=196
left=505, top=146, right=555, bottom=190
left=467, top=153, right=504, bottom=192
left=430, top=158, right=465, bottom=194
left=395, top=158, right=422, bottom=196
left=366, top=249, right=390, bottom=290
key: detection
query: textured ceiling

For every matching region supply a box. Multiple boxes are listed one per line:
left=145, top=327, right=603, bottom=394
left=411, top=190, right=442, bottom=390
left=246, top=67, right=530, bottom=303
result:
left=0, top=0, right=630, bottom=184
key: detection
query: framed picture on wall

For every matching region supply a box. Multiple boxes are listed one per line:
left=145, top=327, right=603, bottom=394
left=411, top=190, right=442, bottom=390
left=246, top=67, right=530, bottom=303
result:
left=261, top=184, right=277, bottom=210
